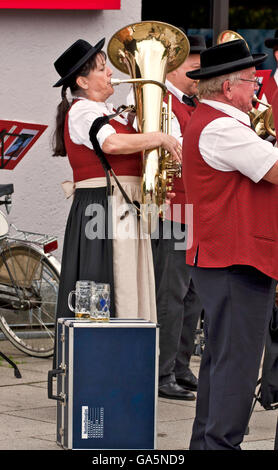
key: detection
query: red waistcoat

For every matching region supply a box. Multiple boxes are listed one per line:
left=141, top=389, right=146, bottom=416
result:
left=183, top=102, right=278, bottom=280
left=64, top=101, right=142, bottom=182
left=264, top=75, right=277, bottom=104
left=164, top=92, right=197, bottom=224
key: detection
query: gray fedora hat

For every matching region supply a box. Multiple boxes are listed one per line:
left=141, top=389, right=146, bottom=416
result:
left=187, top=35, right=207, bottom=53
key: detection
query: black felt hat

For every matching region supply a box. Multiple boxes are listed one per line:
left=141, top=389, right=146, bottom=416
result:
left=186, top=39, right=267, bottom=80
left=265, top=29, right=278, bottom=49
left=53, top=38, right=105, bottom=87
left=188, top=35, right=207, bottom=53
left=178, top=28, right=206, bottom=54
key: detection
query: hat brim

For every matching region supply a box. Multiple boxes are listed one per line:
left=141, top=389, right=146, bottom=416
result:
left=264, top=38, right=278, bottom=48
left=189, top=46, right=206, bottom=53
left=53, top=38, right=105, bottom=87
left=186, top=53, right=267, bottom=79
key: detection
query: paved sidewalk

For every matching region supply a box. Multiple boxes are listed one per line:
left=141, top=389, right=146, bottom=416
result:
left=0, top=339, right=277, bottom=451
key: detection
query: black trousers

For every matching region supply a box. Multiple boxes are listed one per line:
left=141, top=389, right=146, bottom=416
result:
left=189, top=264, right=276, bottom=450
left=151, top=219, right=202, bottom=385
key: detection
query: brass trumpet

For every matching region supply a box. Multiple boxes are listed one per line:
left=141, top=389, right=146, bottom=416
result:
left=250, top=97, right=275, bottom=139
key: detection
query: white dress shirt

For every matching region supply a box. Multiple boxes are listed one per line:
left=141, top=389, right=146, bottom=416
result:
left=199, top=99, right=278, bottom=182
left=68, top=96, right=129, bottom=151
left=165, top=79, right=187, bottom=144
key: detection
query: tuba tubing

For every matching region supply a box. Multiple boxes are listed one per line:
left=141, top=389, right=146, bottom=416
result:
left=111, top=78, right=167, bottom=92
left=107, top=21, right=190, bottom=233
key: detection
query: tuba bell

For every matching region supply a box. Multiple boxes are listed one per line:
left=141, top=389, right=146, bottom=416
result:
left=217, top=30, right=276, bottom=139
left=217, top=30, right=248, bottom=46
left=107, top=21, right=190, bottom=233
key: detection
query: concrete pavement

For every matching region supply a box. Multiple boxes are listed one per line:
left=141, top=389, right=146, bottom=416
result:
left=0, top=338, right=277, bottom=451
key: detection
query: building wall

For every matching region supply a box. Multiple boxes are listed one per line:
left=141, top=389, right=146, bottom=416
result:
left=0, top=1, right=141, bottom=260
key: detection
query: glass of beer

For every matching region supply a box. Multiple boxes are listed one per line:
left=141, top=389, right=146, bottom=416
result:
left=90, top=283, right=110, bottom=322
left=68, top=280, right=94, bottom=319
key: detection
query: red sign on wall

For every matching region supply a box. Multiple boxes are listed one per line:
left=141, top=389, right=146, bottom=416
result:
left=0, top=0, right=120, bottom=8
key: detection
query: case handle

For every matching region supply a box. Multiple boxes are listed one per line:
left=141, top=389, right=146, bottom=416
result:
left=48, top=368, right=66, bottom=402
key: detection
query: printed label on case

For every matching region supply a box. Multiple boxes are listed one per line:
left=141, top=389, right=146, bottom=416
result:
left=82, top=406, right=104, bottom=439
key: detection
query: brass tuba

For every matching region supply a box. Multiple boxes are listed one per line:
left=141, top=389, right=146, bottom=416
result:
left=107, top=21, right=190, bottom=233
left=217, top=29, right=247, bottom=46
left=217, top=30, right=276, bottom=139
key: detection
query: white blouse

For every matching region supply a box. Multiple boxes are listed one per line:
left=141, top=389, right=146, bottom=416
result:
left=67, top=96, right=129, bottom=151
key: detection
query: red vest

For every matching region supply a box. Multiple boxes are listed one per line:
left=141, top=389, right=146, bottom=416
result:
left=64, top=101, right=142, bottom=182
left=164, top=92, right=196, bottom=223
left=264, top=75, right=277, bottom=104
left=183, top=102, right=278, bottom=280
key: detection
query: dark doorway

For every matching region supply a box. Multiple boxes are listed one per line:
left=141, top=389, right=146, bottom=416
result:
left=141, top=0, right=213, bottom=32
left=141, top=0, right=278, bottom=71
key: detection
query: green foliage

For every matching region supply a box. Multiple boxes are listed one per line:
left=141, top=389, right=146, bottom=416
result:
left=230, top=6, right=278, bottom=28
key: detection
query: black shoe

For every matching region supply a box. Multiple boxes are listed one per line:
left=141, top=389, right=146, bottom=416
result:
left=176, top=370, right=198, bottom=391
left=158, top=381, right=195, bottom=401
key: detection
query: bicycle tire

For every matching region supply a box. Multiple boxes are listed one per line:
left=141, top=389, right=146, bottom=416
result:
left=0, top=242, right=60, bottom=358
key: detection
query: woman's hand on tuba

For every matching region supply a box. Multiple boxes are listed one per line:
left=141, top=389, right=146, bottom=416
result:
left=160, top=133, right=182, bottom=163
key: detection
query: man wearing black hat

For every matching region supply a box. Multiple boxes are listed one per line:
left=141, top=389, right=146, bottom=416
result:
left=183, top=39, right=278, bottom=449
left=264, top=29, right=278, bottom=103
left=151, top=35, right=205, bottom=401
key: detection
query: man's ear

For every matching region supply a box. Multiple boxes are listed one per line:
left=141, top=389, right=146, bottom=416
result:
left=223, top=79, right=232, bottom=100
left=166, top=69, right=178, bottom=82
left=76, top=75, right=89, bottom=90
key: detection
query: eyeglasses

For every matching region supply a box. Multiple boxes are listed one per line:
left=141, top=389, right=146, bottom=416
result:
left=238, top=77, right=261, bottom=86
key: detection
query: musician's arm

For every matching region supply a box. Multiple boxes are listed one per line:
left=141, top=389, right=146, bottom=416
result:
left=262, top=160, right=278, bottom=184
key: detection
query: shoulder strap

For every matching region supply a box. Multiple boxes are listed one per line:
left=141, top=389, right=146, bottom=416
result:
left=89, top=105, right=140, bottom=218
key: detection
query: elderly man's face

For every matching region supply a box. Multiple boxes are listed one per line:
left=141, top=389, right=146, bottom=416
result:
left=227, top=67, right=259, bottom=113
left=167, top=54, right=200, bottom=96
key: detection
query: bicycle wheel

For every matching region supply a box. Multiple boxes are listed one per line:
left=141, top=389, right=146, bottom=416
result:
left=0, top=242, right=60, bottom=357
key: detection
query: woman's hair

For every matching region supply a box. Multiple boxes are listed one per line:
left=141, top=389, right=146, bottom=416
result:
left=52, top=51, right=106, bottom=157
left=197, top=70, right=242, bottom=100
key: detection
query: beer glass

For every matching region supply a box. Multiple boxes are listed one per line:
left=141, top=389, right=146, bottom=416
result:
left=90, top=283, right=110, bottom=322
left=68, top=280, right=94, bottom=319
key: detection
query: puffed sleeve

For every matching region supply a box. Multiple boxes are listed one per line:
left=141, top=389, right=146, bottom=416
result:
left=68, top=99, right=116, bottom=150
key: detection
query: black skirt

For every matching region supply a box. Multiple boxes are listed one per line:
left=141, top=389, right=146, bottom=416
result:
left=57, top=187, right=115, bottom=318
left=53, top=187, right=115, bottom=366
left=56, top=187, right=115, bottom=320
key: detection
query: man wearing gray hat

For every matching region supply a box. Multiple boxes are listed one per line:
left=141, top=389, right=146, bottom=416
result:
left=183, top=39, right=278, bottom=449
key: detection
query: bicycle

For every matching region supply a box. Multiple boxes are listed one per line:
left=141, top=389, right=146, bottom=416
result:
left=0, top=183, right=60, bottom=358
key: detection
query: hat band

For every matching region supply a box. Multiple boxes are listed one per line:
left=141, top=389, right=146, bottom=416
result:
left=200, top=55, right=256, bottom=75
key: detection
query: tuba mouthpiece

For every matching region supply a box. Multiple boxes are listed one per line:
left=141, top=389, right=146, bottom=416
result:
left=111, top=79, right=121, bottom=86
